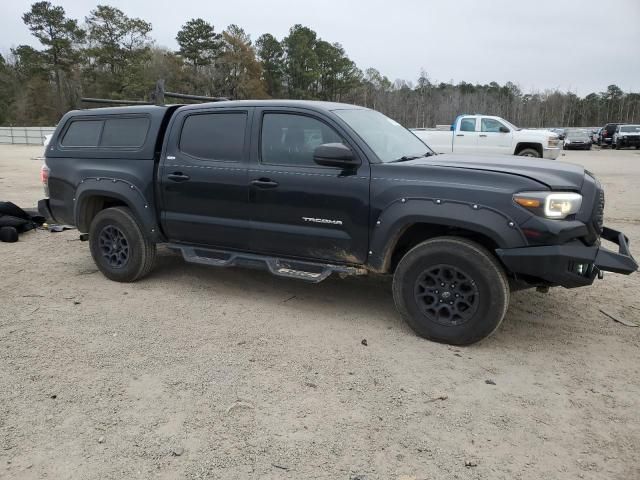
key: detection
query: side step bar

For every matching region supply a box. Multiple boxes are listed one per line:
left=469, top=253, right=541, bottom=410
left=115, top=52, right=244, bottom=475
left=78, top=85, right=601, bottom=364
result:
left=168, top=244, right=367, bottom=283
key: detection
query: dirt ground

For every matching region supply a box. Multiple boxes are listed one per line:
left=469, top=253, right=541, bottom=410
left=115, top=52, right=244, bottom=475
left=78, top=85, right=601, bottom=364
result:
left=1, top=144, right=639, bottom=480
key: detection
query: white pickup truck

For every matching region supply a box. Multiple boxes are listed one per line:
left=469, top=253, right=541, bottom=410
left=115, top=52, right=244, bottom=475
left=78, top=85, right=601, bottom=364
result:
left=412, top=115, right=561, bottom=160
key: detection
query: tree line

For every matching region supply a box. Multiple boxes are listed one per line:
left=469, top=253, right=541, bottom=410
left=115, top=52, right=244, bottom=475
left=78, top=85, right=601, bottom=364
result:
left=1, top=1, right=639, bottom=128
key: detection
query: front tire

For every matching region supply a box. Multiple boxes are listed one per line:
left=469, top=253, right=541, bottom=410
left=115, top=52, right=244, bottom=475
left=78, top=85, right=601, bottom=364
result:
left=89, top=206, right=157, bottom=282
left=517, top=148, right=541, bottom=158
left=392, top=237, right=509, bottom=345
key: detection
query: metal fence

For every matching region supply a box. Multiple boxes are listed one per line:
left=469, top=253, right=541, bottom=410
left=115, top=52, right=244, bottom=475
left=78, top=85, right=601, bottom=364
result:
left=0, top=127, right=56, bottom=145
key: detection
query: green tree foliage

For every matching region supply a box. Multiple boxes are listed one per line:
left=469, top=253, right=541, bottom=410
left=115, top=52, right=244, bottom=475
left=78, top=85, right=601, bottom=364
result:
left=256, top=33, right=284, bottom=97
left=2, top=3, right=639, bottom=127
left=84, top=5, right=152, bottom=99
left=21, top=1, right=84, bottom=113
left=282, top=25, right=319, bottom=98
left=176, top=18, right=221, bottom=71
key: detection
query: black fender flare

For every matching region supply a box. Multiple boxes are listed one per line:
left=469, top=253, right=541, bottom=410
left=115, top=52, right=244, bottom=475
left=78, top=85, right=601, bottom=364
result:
left=368, top=197, right=527, bottom=272
left=73, top=177, right=162, bottom=241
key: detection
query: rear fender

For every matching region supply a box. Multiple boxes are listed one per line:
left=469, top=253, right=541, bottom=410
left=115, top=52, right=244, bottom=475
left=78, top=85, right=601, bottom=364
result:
left=74, top=177, right=162, bottom=241
left=368, top=197, right=527, bottom=272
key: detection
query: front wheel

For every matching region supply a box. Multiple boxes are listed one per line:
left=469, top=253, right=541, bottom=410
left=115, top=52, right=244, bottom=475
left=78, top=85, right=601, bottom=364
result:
left=392, top=237, right=509, bottom=345
left=89, top=206, right=157, bottom=282
left=517, top=148, right=541, bottom=158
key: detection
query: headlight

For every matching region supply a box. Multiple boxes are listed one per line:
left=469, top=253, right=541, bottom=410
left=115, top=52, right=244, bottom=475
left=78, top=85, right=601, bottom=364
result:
left=548, top=136, right=560, bottom=147
left=514, top=192, right=583, bottom=219
left=565, top=139, right=571, bottom=144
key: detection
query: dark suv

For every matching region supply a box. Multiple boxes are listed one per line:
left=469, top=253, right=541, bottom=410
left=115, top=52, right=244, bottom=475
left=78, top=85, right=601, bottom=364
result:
left=38, top=100, right=638, bottom=345
left=598, top=123, right=623, bottom=147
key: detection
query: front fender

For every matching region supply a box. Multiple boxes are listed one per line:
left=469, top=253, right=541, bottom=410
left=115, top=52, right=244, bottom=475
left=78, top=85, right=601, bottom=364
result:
left=74, top=177, right=162, bottom=240
left=368, top=197, right=527, bottom=272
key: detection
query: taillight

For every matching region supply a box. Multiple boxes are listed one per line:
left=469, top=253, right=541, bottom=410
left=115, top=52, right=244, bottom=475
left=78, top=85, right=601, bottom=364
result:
left=40, top=162, right=50, bottom=197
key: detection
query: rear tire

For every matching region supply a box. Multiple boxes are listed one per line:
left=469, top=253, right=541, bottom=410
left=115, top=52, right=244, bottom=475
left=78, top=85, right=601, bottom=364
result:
left=89, top=206, right=156, bottom=282
left=392, top=237, right=510, bottom=345
left=517, top=148, right=541, bottom=158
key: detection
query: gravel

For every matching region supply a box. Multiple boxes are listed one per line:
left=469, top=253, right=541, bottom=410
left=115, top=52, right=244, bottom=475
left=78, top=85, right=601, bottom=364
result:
left=1, top=145, right=639, bottom=479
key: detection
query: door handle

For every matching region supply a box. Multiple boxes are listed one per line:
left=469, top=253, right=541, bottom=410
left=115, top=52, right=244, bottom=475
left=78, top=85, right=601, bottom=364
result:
left=167, top=172, right=190, bottom=182
left=456, top=134, right=465, bottom=137
left=479, top=134, right=488, bottom=137
left=251, top=178, right=279, bottom=188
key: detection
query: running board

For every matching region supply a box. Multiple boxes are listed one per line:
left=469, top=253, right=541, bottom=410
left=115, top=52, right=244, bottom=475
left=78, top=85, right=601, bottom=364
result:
left=168, top=244, right=367, bottom=283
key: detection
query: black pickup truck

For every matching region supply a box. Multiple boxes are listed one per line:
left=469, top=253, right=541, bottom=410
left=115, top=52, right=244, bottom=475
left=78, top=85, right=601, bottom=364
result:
left=38, top=100, right=637, bottom=345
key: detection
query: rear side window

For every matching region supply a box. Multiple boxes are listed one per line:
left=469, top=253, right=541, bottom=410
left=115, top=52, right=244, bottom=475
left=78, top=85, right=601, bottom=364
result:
left=101, top=117, right=149, bottom=147
left=60, top=116, right=149, bottom=148
left=180, top=112, right=247, bottom=161
left=61, top=120, right=102, bottom=147
left=459, top=118, right=476, bottom=132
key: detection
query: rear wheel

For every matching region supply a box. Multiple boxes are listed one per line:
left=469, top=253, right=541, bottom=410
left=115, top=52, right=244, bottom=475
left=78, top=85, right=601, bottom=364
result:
left=392, top=237, right=509, bottom=345
left=89, top=206, right=156, bottom=282
left=517, top=148, right=541, bottom=158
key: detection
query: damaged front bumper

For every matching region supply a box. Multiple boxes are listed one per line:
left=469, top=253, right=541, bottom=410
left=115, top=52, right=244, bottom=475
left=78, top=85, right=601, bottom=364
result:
left=496, top=227, right=638, bottom=288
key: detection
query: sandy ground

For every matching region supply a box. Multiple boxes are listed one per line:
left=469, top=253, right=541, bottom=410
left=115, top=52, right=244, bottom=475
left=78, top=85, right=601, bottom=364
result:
left=0, top=145, right=639, bottom=480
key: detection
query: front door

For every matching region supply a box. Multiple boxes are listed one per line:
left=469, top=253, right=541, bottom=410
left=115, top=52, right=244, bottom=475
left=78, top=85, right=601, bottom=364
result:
left=160, top=107, right=252, bottom=249
left=247, top=109, right=370, bottom=264
left=477, top=117, right=513, bottom=155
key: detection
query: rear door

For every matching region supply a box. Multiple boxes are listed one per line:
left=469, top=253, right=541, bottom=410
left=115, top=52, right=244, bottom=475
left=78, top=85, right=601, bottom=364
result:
left=159, top=106, right=252, bottom=249
left=247, top=108, right=370, bottom=264
left=478, top=117, right=513, bottom=154
left=452, top=116, right=479, bottom=154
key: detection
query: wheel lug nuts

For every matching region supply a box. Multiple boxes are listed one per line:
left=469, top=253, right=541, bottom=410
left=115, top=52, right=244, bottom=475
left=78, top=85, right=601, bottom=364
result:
left=439, top=299, right=443, bottom=303
left=435, top=290, right=439, bottom=294
left=441, top=283, right=445, bottom=287
left=455, top=294, right=459, bottom=298
left=450, top=302, right=454, bottom=305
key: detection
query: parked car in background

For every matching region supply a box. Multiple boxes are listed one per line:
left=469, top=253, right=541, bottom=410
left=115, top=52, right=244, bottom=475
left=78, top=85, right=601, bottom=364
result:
left=613, top=124, right=640, bottom=149
left=598, top=123, right=623, bottom=147
left=591, top=128, right=601, bottom=144
left=563, top=130, right=592, bottom=150
left=412, top=115, right=561, bottom=159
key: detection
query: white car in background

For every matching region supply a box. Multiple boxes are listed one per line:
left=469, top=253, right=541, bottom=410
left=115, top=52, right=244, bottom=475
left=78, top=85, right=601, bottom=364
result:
left=613, top=124, right=640, bottom=150
left=412, top=115, right=561, bottom=159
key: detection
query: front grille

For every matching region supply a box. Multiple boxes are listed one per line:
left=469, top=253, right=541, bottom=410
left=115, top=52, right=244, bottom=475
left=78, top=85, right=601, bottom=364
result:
left=592, top=188, right=605, bottom=235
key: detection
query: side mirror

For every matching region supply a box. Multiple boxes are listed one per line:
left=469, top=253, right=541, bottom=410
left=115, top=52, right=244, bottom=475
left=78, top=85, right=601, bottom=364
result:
left=313, top=143, right=360, bottom=168
left=499, top=126, right=510, bottom=133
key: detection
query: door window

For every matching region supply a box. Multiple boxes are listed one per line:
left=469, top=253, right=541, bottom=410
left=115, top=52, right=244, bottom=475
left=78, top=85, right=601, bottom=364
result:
left=261, top=113, right=343, bottom=166
left=179, top=112, right=247, bottom=161
left=481, top=118, right=506, bottom=133
left=459, top=118, right=476, bottom=132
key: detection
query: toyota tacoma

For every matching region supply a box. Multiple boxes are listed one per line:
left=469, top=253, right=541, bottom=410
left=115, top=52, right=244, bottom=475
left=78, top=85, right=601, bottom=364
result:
left=38, top=101, right=637, bottom=345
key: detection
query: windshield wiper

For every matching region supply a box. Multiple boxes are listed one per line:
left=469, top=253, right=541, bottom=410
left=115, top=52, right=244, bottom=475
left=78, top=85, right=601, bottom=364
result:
left=388, top=152, right=434, bottom=163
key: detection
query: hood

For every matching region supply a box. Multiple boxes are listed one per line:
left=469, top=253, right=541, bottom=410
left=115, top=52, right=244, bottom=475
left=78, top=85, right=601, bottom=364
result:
left=399, top=153, right=585, bottom=190
left=521, top=128, right=557, bottom=137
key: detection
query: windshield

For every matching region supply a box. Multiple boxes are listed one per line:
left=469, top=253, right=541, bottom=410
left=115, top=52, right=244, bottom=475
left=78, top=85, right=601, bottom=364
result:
left=334, top=109, right=432, bottom=163
left=620, top=125, right=640, bottom=133
left=502, top=118, right=520, bottom=131
left=567, top=131, right=588, bottom=139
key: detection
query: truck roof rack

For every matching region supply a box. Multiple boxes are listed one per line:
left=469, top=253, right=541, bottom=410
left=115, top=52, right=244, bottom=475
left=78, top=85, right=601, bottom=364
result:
left=80, top=80, right=228, bottom=108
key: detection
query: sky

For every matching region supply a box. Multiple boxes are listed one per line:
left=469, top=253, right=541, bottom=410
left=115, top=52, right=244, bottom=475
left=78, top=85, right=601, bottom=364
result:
left=1, top=0, right=639, bottom=96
